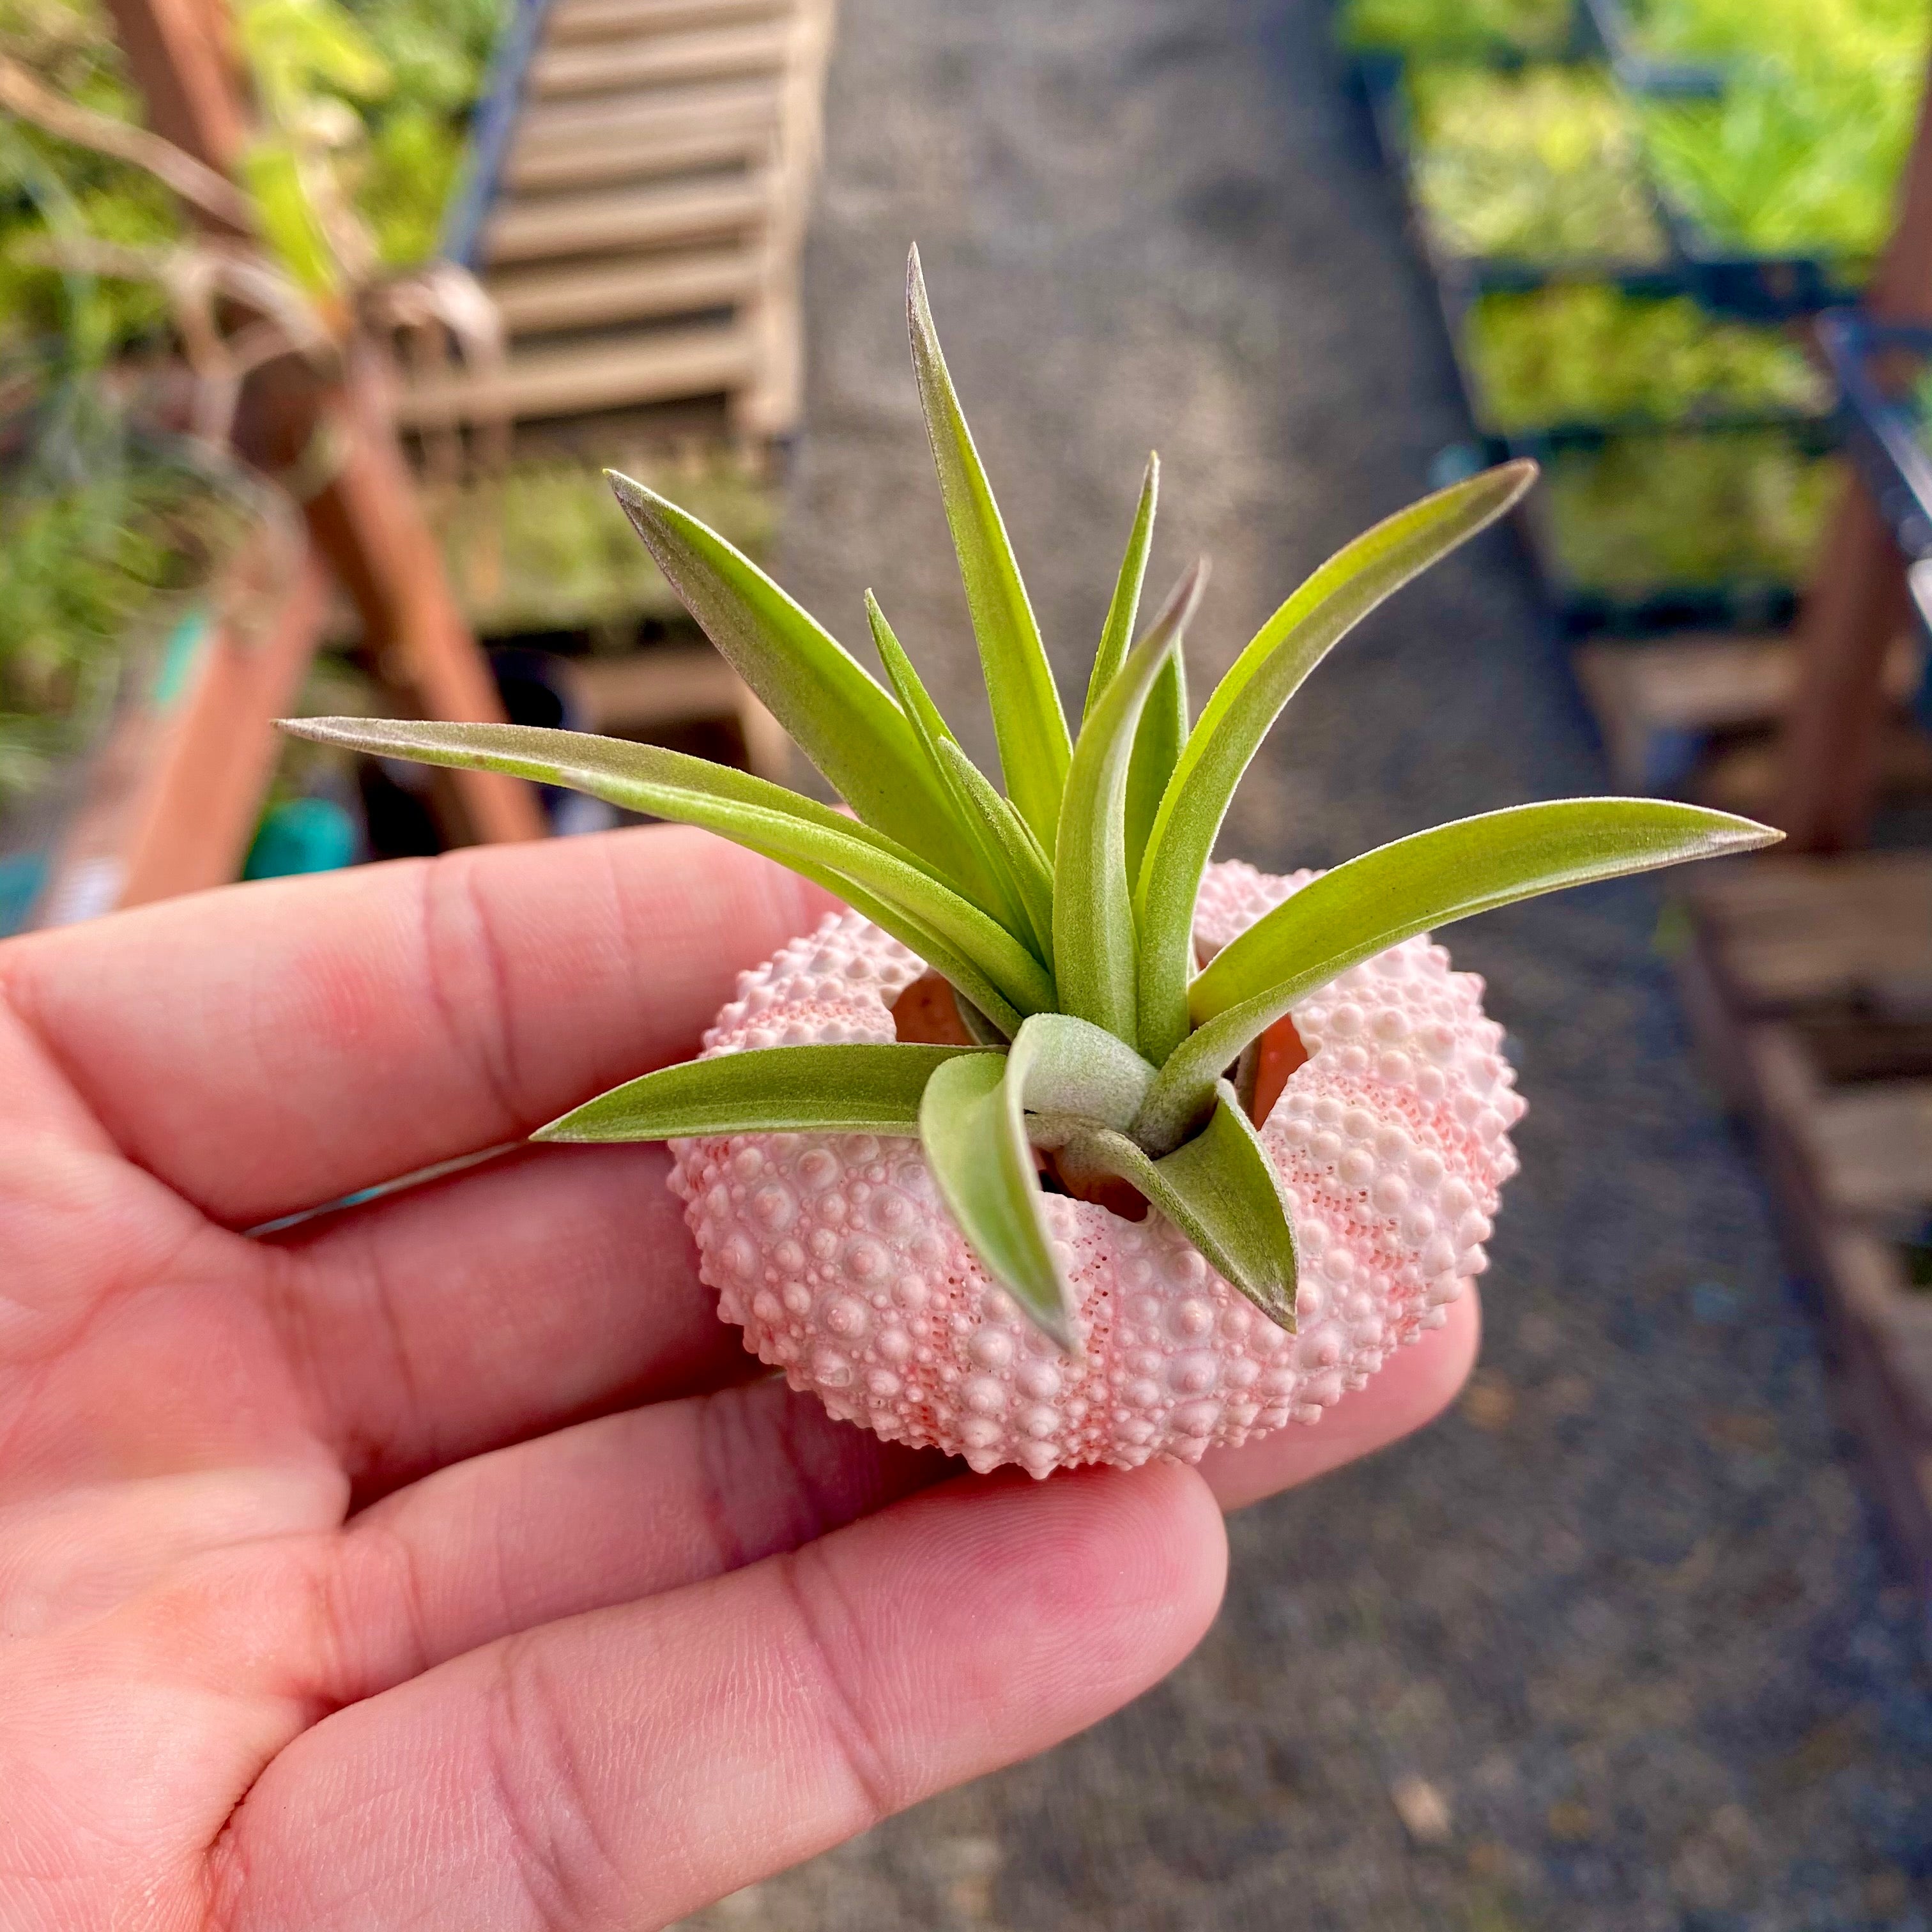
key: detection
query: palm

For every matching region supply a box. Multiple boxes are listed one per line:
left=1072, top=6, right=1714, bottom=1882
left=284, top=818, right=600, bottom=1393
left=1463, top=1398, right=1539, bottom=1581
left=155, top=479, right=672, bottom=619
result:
left=0, top=827, right=1474, bottom=1932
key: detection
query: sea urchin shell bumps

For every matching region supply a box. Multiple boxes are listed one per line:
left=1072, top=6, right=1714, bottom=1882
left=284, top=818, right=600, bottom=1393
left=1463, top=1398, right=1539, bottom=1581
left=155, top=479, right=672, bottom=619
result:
left=671, top=862, right=1522, bottom=1477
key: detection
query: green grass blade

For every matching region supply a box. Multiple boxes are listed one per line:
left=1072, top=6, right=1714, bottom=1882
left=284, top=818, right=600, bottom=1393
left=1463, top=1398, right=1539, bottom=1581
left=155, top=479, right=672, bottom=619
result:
left=919, top=1047, right=1075, bottom=1348
left=865, top=592, right=1032, bottom=940
left=1124, top=650, right=1186, bottom=889
left=1135, top=797, right=1780, bottom=1154
left=1054, top=1084, right=1296, bottom=1330
left=907, top=246, right=1071, bottom=845
left=535, top=1043, right=983, bottom=1142
left=1053, top=563, right=1205, bottom=1041
left=935, top=738, right=1059, bottom=968
left=279, top=717, right=1052, bottom=1027
left=1133, top=462, right=1537, bottom=1066
left=604, top=470, right=980, bottom=887
left=1083, top=452, right=1160, bottom=719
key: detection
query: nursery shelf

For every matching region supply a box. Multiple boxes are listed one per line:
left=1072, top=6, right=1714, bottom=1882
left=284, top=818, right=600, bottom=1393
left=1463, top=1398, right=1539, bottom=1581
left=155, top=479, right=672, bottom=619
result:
left=410, top=0, right=837, bottom=444
left=1674, top=854, right=1932, bottom=1607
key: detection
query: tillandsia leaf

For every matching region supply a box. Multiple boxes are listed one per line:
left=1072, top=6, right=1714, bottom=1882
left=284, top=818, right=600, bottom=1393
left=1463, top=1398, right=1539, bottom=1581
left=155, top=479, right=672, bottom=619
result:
left=534, top=1043, right=986, bottom=1142
left=907, top=245, right=1071, bottom=847
left=1132, top=461, right=1538, bottom=1066
left=1007, top=1011, right=1156, bottom=1130
left=1124, top=651, right=1187, bottom=889
left=1084, top=453, right=1160, bottom=719
left=604, top=470, right=982, bottom=890
left=277, top=718, right=1050, bottom=1032
left=1135, top=796, right=1782, bottom=1155
left=1054, top=563, right=1206, bottom=1042
left=1045, top=1082, right=1296, bottom=1330
left=919, top=1045, right=1075, bottom=1349
left=865, top=592, right=1036, bottom=947
left=934, top=737, right=1059, bottom=968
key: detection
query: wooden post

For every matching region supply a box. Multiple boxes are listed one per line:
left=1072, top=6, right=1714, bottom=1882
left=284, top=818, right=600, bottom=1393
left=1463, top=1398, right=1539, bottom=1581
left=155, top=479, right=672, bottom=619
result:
left=1774, top=42, right=1932, bottom=850
left=103, top=0, right=546, bottom=849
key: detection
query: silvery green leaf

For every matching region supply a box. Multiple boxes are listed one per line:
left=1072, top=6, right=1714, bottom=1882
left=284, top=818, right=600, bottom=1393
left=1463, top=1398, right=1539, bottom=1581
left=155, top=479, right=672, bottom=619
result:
left=1055, top=1082, right=1296, bottom=1330
left=919, top=1045, right=1075, bottom=1349
left=1083, top=452, right=1159, bottom=719
left=1135, top=795, right=1781, bottom=1154
left=1006, top=1011, right=1155, bottom=1130
left=604, top=471, right=983, bottom=890
left=277, top=717, right=1049, bottom=1034
left=907, top=245, right=1071, bottom=847
left=1133, top=462, right=1537, bottom=1064
left=536, top=1043, right=987, bottom=1141
left=1053, top=562, right=1205, bottom=1042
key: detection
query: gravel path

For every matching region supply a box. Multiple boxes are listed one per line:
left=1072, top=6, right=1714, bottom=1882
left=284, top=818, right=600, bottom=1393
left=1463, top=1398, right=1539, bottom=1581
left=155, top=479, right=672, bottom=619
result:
left=684, top=1, right=1932, bottom=1924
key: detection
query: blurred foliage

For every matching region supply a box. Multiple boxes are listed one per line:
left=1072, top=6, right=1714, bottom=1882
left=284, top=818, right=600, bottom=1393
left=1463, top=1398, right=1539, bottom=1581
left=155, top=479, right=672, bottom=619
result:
left=1544, top=429, right=1840, bottom=592
left=433, top=456, right=774, bottom=636
left=1620, top=0, right=1928, bottom=65
left=1338, top=0, right=1574, bottom=59
left=1407, top=65, right=1669, bottom=263
left=0, top=381, right=251, bottom=808
left=337, top=0, right=506, bottom=266
left=0, top=0, right=181, bottom=356
left=1641, top=63, right=1924, bottom=256
left=1464, top=286, right=1828, bottom=429
left=1635, top=0, right=1929, bottom=256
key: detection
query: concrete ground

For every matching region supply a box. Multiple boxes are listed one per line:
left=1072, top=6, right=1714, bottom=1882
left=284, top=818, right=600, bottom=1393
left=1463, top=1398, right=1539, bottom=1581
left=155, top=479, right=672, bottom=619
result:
left=684, top=1, right=1932, bottom=1924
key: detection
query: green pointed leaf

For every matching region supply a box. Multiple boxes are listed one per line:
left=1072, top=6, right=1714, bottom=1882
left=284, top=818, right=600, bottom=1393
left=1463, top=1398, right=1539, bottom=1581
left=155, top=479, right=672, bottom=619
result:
left=1135, top=797, right=1781, bottom=1154
left=1084, top=453, right=1160, bottom=719
left=277, top=717, right=1050, bottom=1032
left=1008, top=1011, right=1154, bottom=1130
left=934, top=737, right=1058, bottom=968
left=1054, top=564, right=1204, bottom=1041
left=604, top=470, right=981, bottom=889
left=907, top=246, right=1071, bottom=846
left=1133, top=462, right=1538, bottom=1066
left=1124, top=652, right=1186, bottom=889
left=919, top=1046, right=1075, bottom=1349
left=1046, top=1084, right=1296, bottom=1329
left=534, top=1043, right=984, bottom=1142
left=865, top=593, right=1034, bottom=944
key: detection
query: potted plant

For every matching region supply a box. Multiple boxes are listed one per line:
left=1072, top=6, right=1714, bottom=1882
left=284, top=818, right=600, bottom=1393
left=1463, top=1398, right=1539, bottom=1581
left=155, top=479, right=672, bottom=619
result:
left=286, top=251, right=1777, bottom=1476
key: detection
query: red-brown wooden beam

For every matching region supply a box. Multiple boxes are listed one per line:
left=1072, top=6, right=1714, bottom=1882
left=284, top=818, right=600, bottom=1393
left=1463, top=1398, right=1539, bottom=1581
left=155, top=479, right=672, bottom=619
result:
left=104, top=0, right=546, bottom=850
left=1775, top=42, right=1932, bottom=850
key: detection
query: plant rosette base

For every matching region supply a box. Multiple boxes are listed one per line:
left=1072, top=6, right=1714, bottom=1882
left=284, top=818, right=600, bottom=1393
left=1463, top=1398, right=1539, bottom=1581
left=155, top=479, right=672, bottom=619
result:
left=673, top=861, right=1519, bottom=1478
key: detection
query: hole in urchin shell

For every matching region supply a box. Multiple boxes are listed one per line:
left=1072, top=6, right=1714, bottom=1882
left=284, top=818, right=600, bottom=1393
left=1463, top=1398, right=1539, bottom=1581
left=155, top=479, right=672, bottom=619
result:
left=891, top=970, right=978, bottom=1046
left=1248, top=1013, right=1310, bottom=1127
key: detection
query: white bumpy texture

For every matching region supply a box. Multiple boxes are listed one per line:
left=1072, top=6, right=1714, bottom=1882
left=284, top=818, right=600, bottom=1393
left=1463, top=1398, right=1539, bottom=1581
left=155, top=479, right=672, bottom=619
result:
left=670, top=861, right=1523, bottom=1476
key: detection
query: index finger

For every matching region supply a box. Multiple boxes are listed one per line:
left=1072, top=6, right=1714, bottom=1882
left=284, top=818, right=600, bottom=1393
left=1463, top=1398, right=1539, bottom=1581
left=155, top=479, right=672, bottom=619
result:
left=0, top=825, right=836, bottom=1227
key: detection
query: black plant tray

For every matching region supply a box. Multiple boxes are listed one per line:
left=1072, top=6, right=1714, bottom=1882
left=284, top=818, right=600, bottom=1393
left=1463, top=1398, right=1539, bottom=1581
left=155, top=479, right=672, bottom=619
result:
left=1355, top=55, right=1687, bottom=301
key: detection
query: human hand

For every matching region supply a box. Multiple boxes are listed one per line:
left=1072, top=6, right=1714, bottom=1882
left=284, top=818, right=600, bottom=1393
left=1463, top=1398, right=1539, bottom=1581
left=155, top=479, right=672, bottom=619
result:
left=0, top=826, right=1476, bottom=1930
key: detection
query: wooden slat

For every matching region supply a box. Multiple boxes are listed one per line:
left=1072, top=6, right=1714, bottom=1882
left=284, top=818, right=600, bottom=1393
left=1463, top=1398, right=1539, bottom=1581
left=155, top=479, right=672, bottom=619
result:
left=488, top=247, right=759, bottom=332
left=546, top=0, right=791, bottom=45
left=1682, top=852, right=1932, bottom=1018
left=530, top=20, right=793, bottom=98
left=484, top=172, right=767, bottom=266
left=397, top=321, right=757, bottom=429
left=514, top=77, right=779, bottom=158
left=506, top=116, right=774, bottom=193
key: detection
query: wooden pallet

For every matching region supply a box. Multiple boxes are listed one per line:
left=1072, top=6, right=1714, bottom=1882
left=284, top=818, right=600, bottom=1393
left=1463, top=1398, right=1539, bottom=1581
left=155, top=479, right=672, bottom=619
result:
left=405, top=0, right=835, bottom=443
left=1674, top=852, right=1932, bottom=1599
left=1574, top=630, right=1929, bottom=811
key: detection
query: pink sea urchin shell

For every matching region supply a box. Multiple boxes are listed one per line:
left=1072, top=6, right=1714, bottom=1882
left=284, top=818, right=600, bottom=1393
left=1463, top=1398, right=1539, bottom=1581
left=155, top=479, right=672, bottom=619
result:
left=670, top=861, right=1522, bottom=1476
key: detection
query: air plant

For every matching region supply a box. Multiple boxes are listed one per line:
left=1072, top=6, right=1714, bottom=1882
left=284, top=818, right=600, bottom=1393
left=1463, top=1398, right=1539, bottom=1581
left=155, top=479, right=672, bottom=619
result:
left=283, top=253, right=1777, bottom=1476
